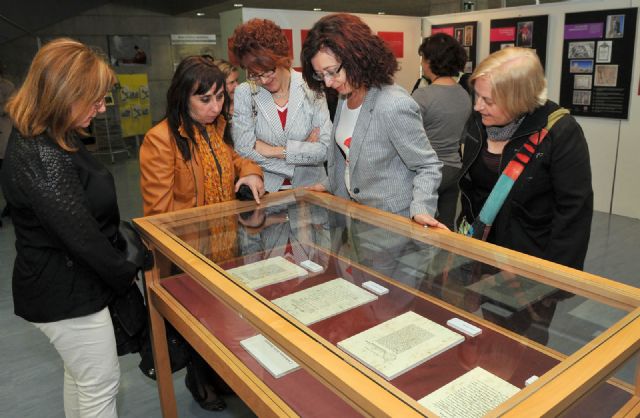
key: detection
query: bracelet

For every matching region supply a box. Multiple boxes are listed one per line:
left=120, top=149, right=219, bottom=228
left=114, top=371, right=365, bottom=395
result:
left=282, top=147, right=287, bottom=158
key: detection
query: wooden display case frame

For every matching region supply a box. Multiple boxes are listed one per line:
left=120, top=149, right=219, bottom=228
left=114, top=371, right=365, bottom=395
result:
left=135, top=190, right=640, bottom=417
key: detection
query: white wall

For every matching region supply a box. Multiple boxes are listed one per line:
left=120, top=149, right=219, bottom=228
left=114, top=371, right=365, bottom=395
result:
left=424, top=0, right=640, bottom=218
left=222, top=8, right=422, bottom=93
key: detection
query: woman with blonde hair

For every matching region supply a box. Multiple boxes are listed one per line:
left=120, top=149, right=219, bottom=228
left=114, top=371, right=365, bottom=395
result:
left=212, top=59, right=240, bottom=118
left=458, top=47, right=593, bottom=269
left=1, top=38, right=137, bottom=417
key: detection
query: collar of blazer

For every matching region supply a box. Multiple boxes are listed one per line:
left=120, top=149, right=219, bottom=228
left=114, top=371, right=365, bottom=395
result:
left=252, top=70, right=312, bottom=142
left=336, top=86, right=380, bottom=173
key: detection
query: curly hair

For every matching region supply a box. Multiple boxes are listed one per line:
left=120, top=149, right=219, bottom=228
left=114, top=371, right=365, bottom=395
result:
left=418, top=33, right=467, bottom=77
left=228, top=19, right=291, bottom=71
left=301, top=13, right=398, bottom=92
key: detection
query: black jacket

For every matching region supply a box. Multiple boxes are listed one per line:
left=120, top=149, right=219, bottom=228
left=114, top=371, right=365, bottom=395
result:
left=1, top=129, right=136, bottom=322
left=459, top=101, right=593, bottom=270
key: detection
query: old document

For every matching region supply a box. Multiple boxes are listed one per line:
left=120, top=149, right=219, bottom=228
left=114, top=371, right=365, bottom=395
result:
left=338, top=311, right=464, bottom=380
left=227, top=256, right=308, bottom=289
left=271, top=278, right=378, bottom=325
left=419, top=367, right=520, bottom=417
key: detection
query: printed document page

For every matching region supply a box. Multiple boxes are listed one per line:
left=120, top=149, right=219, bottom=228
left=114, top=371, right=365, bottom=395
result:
left=338, top=311, right=464, bottom=380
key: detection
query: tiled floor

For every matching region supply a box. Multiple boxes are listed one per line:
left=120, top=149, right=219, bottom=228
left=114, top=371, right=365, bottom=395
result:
left=1, top=153, right=639, bottom=417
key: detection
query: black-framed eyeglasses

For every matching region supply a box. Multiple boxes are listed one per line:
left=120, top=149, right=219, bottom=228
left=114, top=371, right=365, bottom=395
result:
left=247, top=69, right=276, bottom=82
left=312, top=64, right=343, bottom=82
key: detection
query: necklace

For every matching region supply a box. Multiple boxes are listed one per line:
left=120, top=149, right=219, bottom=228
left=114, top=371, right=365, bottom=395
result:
left=271, top=71, right=291, bottom=100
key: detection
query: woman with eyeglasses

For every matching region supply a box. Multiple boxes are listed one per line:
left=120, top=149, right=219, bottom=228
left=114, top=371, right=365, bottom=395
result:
left=1, top=38, right=137, bottom=417
left=301, top=13, right=445, bottom=228
left=229, top=18, right=332, bottom=192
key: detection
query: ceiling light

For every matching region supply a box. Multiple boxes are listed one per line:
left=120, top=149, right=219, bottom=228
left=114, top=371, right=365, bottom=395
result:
left=378, top=11, right=386, bottom=15
left=196, top=12, right=205, bottom=16
left=234, top=3, right=243, bottom=6
left=313, top=8, right=322, bottom=11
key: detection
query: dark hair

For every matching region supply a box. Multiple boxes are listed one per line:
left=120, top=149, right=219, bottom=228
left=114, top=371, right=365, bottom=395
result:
left=166, top=56, right=230, bottom=161
left=229, top=19, right=291, bottom=71
left=418, top=33, right=467, bottom=77
left=301, top=13, right=398, bottom=92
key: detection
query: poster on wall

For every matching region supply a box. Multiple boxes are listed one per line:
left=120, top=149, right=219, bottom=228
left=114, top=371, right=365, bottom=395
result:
left=559, top=8, right=637, bottom=119
left=378, top=31, right=404, bottom=58
left=489, top=15, right=549, bottom=69
left=116, top=74, right=152, bottom=137
left=171, top=34, right=217, bottom=70
left=108, top=35, right=150, bottom=66
left=431, top=21, right=477, bottom=74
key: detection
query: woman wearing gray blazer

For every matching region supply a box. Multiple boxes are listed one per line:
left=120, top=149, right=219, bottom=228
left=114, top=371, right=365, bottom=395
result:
left=301, top=13, right=446, bottom=228
left=230, top=19, right=331, bottom=192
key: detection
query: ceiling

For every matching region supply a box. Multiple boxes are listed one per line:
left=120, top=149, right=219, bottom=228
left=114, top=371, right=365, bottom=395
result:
left=0, top=0, right=462, bottom=43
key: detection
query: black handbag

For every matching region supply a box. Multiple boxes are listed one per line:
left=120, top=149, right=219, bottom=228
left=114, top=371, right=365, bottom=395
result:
left=109, top=220, right=152, bottom=356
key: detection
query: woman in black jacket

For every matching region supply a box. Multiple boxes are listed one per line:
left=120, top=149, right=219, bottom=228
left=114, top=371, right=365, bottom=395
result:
left=459, top=47, right=593, bottom=270
left=1, top=38, right=136, bottom=417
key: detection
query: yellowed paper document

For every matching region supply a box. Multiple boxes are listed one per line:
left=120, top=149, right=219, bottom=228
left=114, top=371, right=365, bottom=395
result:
left=227, top=256, right=307, bottom=289
left=338, top=311, right=464, bottom=380
left=418, top=367, right=520, bottom=418
left=271, top=278, right=377, bottom=325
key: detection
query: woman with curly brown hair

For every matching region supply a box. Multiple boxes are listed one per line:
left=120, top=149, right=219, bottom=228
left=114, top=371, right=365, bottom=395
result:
left=301, top=13, right=445, bottom=228
left=229, top=18, right=331, bottom=192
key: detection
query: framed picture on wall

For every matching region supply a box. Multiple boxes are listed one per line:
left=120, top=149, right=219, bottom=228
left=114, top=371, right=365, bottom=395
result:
left=108, top=35, right=150, bottom=66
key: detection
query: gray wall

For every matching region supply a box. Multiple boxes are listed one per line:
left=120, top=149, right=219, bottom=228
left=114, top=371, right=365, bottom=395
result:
left=0, top=3, right=221, bottom=123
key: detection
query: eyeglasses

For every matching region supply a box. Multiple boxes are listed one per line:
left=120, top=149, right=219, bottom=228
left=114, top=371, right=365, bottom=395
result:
left=312, top=64, right=343, bottom=81
left=247, top=69, right=276, bottom=82
left=93, top=96, right=107, bottom=110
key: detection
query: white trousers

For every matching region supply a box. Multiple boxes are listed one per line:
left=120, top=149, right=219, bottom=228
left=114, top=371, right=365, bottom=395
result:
left=33, top=307, right=120, bottom=418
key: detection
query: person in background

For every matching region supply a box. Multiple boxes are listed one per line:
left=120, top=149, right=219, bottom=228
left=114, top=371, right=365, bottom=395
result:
left=230, top=18, right=331, bottom=193
left=1, top=38, right=137, bottom=418
left=412, top=33, right=472, bottom=229
left=212, top=59, right=240, bottom=119
left=459, top=47, right=593, bottom=269
left=300, top=13, right=445, bottom=228
left=0, top=63, right=15, bottom=227
left=140, top=56, right=264, bottom=411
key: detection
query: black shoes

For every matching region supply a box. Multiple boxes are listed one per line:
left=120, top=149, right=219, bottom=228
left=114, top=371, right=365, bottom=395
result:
left=185, top=364, right=227, bottom=411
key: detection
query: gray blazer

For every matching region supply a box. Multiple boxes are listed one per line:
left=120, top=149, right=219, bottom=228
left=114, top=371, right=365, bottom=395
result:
left=233, top=71, right=331, bottom=192
left=324, top=84, right=442, bottom=218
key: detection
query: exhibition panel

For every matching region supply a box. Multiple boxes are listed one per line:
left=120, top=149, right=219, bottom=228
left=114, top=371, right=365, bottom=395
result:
left=135, top=190, right=640, bottom=417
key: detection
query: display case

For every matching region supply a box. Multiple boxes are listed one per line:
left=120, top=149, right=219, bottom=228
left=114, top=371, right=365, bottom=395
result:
left=134, top=190, right=640, bottom=417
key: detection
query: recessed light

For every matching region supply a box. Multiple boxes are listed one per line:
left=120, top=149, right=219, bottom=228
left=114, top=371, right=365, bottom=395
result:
left=196, top=12, right=205, bottom=16
left=378, top=11, right=386, bottom=15
left=313, top=8, right=322, bottom=11
left=234, top=3, right=243, bottom=7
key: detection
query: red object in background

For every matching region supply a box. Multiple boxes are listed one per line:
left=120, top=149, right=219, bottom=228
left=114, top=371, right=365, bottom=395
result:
left=490, top=27, right=516, bottom=42
left=431, top=26, right=455, bottom=36
left=282, top=28, right=294, bottom=59
left=301, top=29, right=309, bottom=47
left=378, top=31, right=404, bottom=58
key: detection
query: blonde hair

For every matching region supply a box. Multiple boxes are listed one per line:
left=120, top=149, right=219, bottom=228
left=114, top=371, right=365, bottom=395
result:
left=6, top=38, right=116, bottom=151
left=470, top=47, right=547, bottom=120
left=212, top=59, right=238, bottom=78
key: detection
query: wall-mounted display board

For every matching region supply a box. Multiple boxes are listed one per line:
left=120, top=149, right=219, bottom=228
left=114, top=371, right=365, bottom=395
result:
left=116, top=73, right=152, bottom=137
left=431, top=21, right=477, bottom=73
left=489, top=15, right=548, bottom=69
left=559, top=8, right=637, bottom=119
